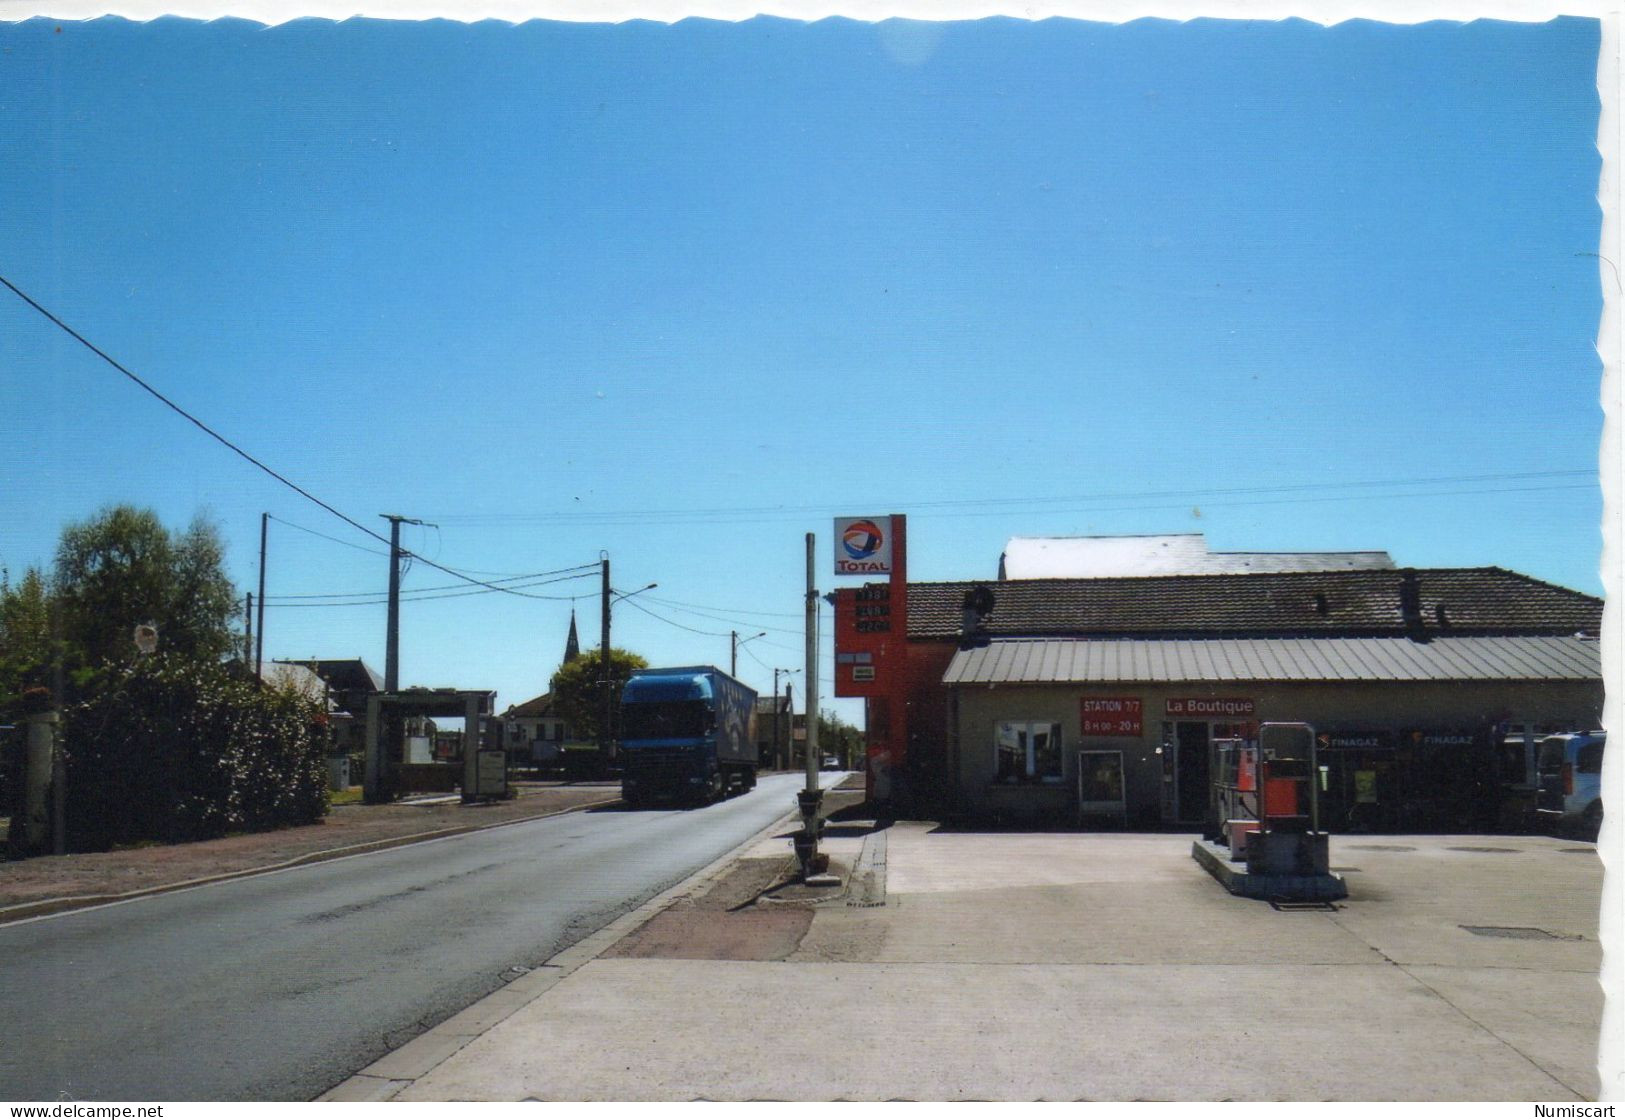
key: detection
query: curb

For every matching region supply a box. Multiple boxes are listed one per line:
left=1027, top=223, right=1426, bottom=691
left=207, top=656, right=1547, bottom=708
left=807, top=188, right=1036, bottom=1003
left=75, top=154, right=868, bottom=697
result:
left=317, top=796, right=819, bottom=1102
left=846, top=824, right=890, bottom=908
left=0, top=795, right=623, bottom=927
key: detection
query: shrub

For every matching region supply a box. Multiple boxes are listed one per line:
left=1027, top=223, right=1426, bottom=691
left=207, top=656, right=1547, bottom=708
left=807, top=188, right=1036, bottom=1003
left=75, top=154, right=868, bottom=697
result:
left=60, top=655, right=329, bottom=850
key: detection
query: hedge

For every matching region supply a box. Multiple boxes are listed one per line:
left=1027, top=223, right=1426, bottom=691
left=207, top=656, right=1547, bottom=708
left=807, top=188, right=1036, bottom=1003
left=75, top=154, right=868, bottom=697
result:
left=61, top=656, right=329, bottom=850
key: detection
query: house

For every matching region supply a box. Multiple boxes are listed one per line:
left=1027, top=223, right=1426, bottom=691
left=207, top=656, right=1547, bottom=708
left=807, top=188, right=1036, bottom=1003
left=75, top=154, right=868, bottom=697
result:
left=503, top=691, right=573, bottom=767
left=253, top=660, right=334, bottom=705
left=250, top=660, right=351, bottom=789
left=753, top=693, right=793, bottom=769
left=835, top=543, right=1603, bottom=830
left=500, top=612, right=587, bottom=770
left=274, top=657, right=383, bottom=760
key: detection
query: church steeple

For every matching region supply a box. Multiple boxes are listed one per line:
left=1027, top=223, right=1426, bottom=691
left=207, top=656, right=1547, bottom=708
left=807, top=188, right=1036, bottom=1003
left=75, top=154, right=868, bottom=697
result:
left=563, top=610, right=581, bottom=665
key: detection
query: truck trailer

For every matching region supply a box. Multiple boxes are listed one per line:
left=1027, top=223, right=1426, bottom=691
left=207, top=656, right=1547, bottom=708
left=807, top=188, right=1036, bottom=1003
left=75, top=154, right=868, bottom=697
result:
left=619, top=666, right=759, bottom=805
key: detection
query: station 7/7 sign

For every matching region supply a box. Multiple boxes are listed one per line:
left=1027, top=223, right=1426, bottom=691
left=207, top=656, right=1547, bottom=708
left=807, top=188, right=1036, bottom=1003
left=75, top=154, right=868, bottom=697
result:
left=1080, top=698, right=1143, bottom=737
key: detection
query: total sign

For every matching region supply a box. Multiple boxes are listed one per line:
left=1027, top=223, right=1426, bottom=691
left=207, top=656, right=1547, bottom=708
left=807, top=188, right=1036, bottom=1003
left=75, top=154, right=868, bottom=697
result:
left=834, top=517, right=894, bottom=575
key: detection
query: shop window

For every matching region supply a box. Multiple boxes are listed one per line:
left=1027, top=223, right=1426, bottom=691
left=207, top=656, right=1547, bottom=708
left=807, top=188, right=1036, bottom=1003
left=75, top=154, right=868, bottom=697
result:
left=995, top=721, right=1064, bottom=784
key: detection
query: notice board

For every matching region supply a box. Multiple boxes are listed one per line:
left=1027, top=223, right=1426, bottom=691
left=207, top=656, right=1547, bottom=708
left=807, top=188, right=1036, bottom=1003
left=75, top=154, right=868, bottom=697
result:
left=1077, top=749, right=1127, bottom=825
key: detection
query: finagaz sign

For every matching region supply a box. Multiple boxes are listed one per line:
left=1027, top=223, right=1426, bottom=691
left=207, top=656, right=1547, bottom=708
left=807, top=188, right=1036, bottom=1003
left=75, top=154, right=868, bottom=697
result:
left=834, top=517, right=893, bottom=575
left=1166, top=697, right=1256, bottom=718
left=1080, top=697, right=1143, bottom=737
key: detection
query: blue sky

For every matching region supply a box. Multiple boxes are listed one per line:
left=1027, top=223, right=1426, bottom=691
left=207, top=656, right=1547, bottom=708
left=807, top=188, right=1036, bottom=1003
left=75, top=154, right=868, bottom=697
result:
left=0, top=15, right=1605, bottom=722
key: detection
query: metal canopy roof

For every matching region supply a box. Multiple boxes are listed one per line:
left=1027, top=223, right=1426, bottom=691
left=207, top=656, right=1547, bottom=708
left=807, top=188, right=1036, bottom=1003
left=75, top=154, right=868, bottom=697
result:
left=942, top=635, right=1602, bottom=686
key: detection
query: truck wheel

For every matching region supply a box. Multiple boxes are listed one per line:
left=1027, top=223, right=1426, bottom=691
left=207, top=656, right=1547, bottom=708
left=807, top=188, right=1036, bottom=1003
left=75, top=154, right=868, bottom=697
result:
left=1584, top=801, right=1603, bottom=838
left=744, top=769, right=756, bottom=791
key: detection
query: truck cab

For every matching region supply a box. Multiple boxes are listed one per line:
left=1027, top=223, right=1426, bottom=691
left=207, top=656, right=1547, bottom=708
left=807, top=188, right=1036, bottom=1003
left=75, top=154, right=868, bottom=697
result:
left=619, top=667, right=758, bottom=806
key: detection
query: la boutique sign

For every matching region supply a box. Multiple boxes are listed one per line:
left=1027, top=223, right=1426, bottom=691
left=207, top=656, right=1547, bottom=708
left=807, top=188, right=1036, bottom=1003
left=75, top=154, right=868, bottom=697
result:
left=834, top=517, right=894, bottom=575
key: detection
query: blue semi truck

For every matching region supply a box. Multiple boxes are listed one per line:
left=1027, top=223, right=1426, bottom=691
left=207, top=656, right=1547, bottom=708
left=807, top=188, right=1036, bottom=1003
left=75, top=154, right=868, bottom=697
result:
left=619, top=666, right=759, bottom=805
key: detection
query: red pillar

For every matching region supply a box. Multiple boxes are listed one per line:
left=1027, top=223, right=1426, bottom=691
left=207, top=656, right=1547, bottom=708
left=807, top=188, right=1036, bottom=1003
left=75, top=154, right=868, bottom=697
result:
left=888, top=515, right=909, bottom=808
left=861, top=515, right=909, bottom=807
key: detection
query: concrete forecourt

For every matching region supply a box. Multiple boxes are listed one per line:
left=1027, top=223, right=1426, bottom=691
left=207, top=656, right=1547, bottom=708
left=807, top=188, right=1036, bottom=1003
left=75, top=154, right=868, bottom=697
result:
left=328, top=809, right=1605, bottom=1103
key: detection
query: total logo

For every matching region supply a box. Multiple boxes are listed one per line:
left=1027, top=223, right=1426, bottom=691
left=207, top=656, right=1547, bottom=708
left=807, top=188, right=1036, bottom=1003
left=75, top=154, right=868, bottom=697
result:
left=835, top=516, right=893, bottom=574
left=843, top=519, right=884, bottom=560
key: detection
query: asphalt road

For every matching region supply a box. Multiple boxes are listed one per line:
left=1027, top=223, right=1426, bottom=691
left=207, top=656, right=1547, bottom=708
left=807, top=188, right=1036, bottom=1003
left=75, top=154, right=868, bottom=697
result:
left=0, top=771, right=836, bottom=1102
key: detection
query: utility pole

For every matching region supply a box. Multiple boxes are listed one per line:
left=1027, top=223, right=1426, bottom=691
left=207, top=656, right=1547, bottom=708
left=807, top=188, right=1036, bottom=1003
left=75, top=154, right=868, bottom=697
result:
left=772, top=667, right=781, bottom=770
left=805, top=534, right=821, bottom=793
left=255, top=512, right=268, bottom=677
left=794, top=532, right=824, bottom=880
left=373, top=513, right=420, bottom=805
left=600, top=553, right=611, bottom=776
left=784, top=681, right=793, bottom=770
left=381, top=514, right=421, bottom=693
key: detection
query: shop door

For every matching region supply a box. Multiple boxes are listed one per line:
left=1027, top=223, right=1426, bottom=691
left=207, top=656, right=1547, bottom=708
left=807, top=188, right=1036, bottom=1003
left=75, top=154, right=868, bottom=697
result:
left=1176, top=722, right=1210, bottom=822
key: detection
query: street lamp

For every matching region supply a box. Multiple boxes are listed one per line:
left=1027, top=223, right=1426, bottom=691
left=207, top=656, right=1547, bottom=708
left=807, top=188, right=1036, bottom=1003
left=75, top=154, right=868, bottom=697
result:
left=730, top=630, right=766, bottom=676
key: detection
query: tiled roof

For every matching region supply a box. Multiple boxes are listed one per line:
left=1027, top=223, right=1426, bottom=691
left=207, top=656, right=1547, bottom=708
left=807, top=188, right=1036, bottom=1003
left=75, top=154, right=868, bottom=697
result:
left=908, top=567, right=1601, bottom=641
left=943, top=635, right=1603, bottom=685
left=284, top=658, right=383, bottom=693
left=254, top=662, right=340, bottom=711
left=505, top=692, right=556, bottom=718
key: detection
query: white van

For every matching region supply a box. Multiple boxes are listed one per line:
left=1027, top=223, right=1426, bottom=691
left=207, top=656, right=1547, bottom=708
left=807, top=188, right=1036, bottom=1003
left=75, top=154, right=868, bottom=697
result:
left=1535, top=732, right=1605, bottom=837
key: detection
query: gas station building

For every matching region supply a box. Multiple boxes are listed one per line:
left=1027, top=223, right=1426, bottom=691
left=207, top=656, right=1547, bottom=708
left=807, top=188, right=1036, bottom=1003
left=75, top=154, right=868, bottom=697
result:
left=831, top=520, right=1604, bottom=829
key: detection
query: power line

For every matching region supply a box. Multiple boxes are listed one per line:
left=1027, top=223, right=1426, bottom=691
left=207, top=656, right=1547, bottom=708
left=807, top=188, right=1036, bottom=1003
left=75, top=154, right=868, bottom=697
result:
left=265, top=565, right=599, bottom=601
left=268, top=582, right=599, bottom=608
left=269, top=515, right=603, bottom=591
left=644, top=594, right=804, bottom=620
left=1093, top=482, right=1594, bottom=517
left=740, top=643, right=779, bottom=674
left=1, top=273, right=397, bottom=548
left=635, top=598, right=803, bottom=636
left=618, top=597, right=734, bottom=638
left=0, top=272, right=593, bottom=603
left=753, top=637, right=803, bottom=655
left=267, top=516, right=392, bottom=558
left=415, top=470, right=1597, bottom=526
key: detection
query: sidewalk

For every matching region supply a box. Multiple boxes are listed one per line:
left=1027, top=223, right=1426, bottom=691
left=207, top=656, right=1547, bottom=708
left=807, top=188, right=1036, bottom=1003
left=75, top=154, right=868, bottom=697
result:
left=340, top=819, right=1604, bottom=1102
left=0, top=781, right=621, bottom=921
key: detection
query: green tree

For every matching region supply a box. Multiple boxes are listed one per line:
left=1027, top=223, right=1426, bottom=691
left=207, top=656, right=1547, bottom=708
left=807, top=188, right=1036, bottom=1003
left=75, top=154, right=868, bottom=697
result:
left=61, top=654, right=328, bottom=850
left=54, top=506, right=239, bottom=668
left=549, top=648, right=648, bottom=744
left=817, top=707, right=864, bottom=767
left=0, top=566, right=58, bottom=708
